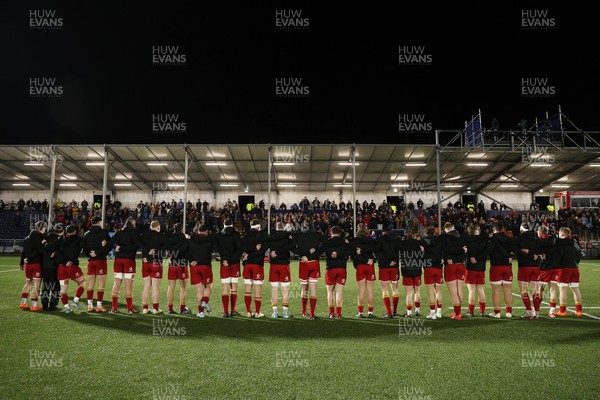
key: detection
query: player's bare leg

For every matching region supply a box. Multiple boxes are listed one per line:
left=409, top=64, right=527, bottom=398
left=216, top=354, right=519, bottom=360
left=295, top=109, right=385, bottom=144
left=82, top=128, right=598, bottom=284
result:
left=254, top=282, right=263, bottom=317
left=490, top=283, right=502, bottom=317
left=519, top=281, right=533, bottom=318
left=502, top=282, right=513, bottom=317
left=151, top=277, right=162, bottom=314
left=124, top=276, right=135, bottom=313
left=111, top=275, right=122, bottom=312
left=270, top=282, right=279, bottom=318
left=281, top=282, right=291, bottom=317
left=570, top=285, right=583, bottom=316
left=230, top=282, right=238, bottom=315
left=391, top=281, right=400, bottom=316
left=380, top=280, right=392, bottom=318
left=300, top=282, right=309, bottom=316
left=167, top=279, right=176, bottom=313
left=447, top=279, right=462, bottom=318
left=404, top=284, right=414, bottom=317
left=366, top=279, right=375, bottom=317
left=413, top=284, right=421, bottom=316
left=96, top=274, right=107, bottom=311
left=548, top=282, right=558, bottom=315
left=20, top=278, right=32, bottom=309
left=334, top=283, right=344, bottom=318
left=326, top=284, right=335, bottom=317
left=178, top=278, right=188, bottom=313
left=357, top=278, right=366, bottom=317
left=142, top=276, right=151, bottom=313
left=309, top=281, right=318, bottom=318
left=477, top=284, right=486, bottom=315
left=86, top=274, right=96, bottom=311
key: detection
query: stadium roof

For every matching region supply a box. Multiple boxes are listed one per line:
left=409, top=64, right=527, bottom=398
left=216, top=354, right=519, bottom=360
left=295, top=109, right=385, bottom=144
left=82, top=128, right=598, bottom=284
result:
left=1, top=140, right=600, bottom=194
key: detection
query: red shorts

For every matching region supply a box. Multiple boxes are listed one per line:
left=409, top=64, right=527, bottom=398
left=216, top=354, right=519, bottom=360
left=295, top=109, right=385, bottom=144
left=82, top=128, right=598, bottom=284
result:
left=269, top=264, right=291, bottom=283
left=220, top=263, right=241, bottom=280
left=58, top=264, right=84, bottom=281
left=490, top=265, right=513, bottom=284
left=142, top=262, right=156, bottom=278
left=424, top=268, right=443, bottom=285
left=444, top=263, right=465, bottom=282
left=87, top=260, right=108, bottom=276
left=465, top=270, right=485, bottom=285
left=517, top=266, right=540, bottom=283
left=356, top=264, right=376, bottom=281
left=325, top=268, right=347, bottom=285
left=558, top=268, right=580, bottom=284
left=25, top=263, right=42, bottom=280
left=190, top=265, right=213, bottom=285
left=378, top=268, right=399, bottom=282
left=538, top=268, right=560, bottom=283
left=168, top=265, right=189, bottom=280
left=402, top=275, right=421, bottom=287
left=243, top=264, right=265, bottom=281
left=114, top=258, right=136, bottom=274
left=299, top=260, right=321, bottom=282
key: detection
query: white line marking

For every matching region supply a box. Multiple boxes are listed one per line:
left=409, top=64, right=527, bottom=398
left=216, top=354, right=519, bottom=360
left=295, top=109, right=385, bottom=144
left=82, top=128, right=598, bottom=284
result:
left=512, top=292, right=600, bottom=320
left=0, top=269, right=20, bottom=273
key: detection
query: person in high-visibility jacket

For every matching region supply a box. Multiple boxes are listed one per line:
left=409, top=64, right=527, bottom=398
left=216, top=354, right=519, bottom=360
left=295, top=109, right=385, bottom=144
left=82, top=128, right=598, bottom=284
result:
left=547, top=204, right=555, bottom=212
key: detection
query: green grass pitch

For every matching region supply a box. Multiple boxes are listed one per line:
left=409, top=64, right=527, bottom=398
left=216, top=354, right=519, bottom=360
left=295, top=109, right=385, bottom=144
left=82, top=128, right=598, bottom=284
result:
left=1, top=256, right=599, bottom=400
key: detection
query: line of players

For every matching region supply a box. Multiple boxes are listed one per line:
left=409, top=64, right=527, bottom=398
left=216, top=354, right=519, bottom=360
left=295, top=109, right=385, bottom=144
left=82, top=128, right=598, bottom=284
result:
left=19, top=216, right=584, bottom=320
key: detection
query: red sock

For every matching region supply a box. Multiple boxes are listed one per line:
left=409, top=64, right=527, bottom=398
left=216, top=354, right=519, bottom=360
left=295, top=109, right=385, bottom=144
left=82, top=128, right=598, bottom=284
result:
left=21, top=292, right=29, bottom=300
left=255, top=297, right=262, bottom=314
left=301, top=296, right=308, bottom=314
left=358, top=305, right=364, bottom=313
left=576, top=304, right=582, bottom=312
left=180, top=304, right=186, bottom=312
left=479, top=302, right=486, bottom=313
left=550, top=300, right=557, bottom=308
left=522, top=293, right=531, bottom=310
left=494, top=307, right=500, bottom=314
left=368, top=305, right=373, bottom=313
left=559, top=305, right=567, bottom=313
left=383, top=297, right=392, bottom=316
left=222, top=295, right=229, bottom=313
left=75, top=286, right=84, bottom=298
left=335, top=306, right=342, bottom=316
left=31, top=296, right=38, bottom=302
left=153, top=303, right=159, bottom=311
left=429, top=303, right=436, bottom=311
left=392, top=295, right=399, bottom=313
left=87, top=290, right=94, bottom=301
left=97, top=290, right=104, bottom=302
left=329, top=305, right=334, bottom=315
left=126, top=297, right=133, bottom=310
left=437, top=304, right=443, bottom=310
left=415, top=301, right=421, bottom=308
left=112, top=296, right=118, bottom=310
left=468, top=304, right=475, bottom=314
left=453, top=304, right=461, bottom=315
left=168, top=304, right=174, bottom=312
left=244, top=293, right=252, bottom=312
left=533, top=295, right=541, bottom=311
left=230, top=292, right=237, bottom=312
left=505, top=306, right=512, bottom=314
left=310, top=297, right=317, bottom=316
left=61, top=293, right=68, bottom=305
left=407, top=305, right=413, bottom=311
left=143, top=303, right=149, bottom=310
left=202, top=296, right=209, bottom=304
left=198, top=305, right=203, bottom=313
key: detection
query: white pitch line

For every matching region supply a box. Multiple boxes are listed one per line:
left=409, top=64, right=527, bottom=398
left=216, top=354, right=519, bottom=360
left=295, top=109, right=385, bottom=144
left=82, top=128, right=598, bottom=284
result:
left=447, top=306, right=600, bottom=309
left=512, top=292, right=600, bottom=321
left=0, top=269, right=20, bottom=273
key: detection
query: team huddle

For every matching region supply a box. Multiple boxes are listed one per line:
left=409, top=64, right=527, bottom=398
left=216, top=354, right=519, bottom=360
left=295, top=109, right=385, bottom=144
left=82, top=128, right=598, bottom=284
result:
left=18, top=217, right=584, bottom=320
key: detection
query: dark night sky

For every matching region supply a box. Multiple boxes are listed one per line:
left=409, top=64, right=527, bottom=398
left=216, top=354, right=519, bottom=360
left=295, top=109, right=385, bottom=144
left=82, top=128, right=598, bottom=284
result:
left=0, top=1, right=598, bottom=145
